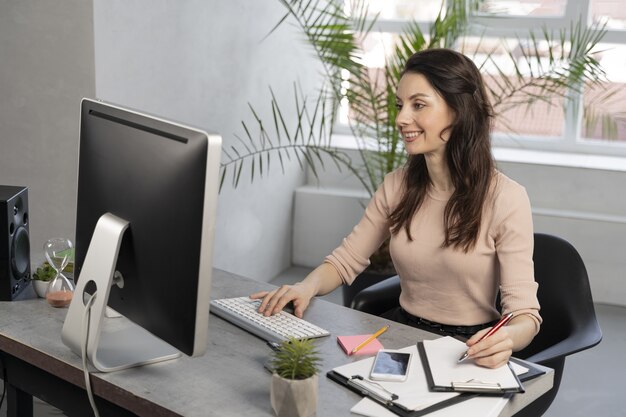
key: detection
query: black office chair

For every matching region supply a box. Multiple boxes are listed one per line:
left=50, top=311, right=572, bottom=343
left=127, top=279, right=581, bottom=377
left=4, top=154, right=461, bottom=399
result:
left=350, top=233, right=603, bottom=417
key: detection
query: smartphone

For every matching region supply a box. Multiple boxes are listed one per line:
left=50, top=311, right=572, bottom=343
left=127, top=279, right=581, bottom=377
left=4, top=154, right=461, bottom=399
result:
left=369, top=350, right=412, bottom=382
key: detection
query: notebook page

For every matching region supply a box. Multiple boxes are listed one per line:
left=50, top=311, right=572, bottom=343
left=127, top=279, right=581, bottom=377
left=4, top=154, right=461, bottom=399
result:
left=422, top=337, right=520, bottom=390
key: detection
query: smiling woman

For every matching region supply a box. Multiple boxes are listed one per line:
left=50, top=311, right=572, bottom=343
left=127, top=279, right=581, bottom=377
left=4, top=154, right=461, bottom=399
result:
left=395, top=73, right=454, bottom=157
left=253, top=48, right=541, bottom=369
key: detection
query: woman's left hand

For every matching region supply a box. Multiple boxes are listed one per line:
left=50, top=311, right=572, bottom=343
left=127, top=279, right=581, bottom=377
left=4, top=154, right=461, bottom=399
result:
left=464, top=326, right=514, bottom=369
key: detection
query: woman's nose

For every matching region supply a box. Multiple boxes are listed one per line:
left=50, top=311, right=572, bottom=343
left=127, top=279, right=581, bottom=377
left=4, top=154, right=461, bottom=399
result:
left=396, top=107, right=410, bottom=127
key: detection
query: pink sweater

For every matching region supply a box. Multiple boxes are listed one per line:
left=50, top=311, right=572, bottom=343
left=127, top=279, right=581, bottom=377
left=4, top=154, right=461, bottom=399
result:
left=325, top=168, right=541, bottom=328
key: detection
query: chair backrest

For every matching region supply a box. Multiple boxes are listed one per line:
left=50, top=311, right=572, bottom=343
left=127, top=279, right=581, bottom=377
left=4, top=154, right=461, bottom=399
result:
left=516, top=233, right=602, bottom=363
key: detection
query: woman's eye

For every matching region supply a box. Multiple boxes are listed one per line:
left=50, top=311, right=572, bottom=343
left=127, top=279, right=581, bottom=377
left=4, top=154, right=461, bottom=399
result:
left=413, top=103, right=424, bottom=110
left=395, top=103, right=402, bottom=110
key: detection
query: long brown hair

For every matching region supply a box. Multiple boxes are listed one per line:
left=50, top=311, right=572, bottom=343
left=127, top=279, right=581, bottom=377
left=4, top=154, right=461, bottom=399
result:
left=389, top=49, right=494, bottom=252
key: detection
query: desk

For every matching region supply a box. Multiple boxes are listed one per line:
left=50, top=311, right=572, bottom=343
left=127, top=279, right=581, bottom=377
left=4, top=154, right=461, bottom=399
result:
left=0, top=269, right=553, bottom=416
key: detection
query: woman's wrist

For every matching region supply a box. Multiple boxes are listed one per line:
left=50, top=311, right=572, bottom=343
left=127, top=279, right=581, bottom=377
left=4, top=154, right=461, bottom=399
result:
left=507, top=315, right=538, bottom=351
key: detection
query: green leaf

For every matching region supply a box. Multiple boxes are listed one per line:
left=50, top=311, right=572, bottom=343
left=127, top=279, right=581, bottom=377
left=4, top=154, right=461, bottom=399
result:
left=270, top=337, right=321, bottom=380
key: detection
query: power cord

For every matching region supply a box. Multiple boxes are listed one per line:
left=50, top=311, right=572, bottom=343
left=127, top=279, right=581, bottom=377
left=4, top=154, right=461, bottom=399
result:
left=82, top=292, right=100, bottom=417
left=0, top=353, right=6, bottom=411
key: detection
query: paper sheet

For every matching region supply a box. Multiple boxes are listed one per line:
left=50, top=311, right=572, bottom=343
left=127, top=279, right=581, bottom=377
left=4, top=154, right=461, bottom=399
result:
left=351, top=394, right=510, bottom=417
left=422, top=337, right=523, bottom=391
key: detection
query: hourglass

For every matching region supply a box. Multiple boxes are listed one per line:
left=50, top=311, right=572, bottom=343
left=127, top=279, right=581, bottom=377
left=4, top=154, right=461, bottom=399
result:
left=44, top=237, right=75, bottom=307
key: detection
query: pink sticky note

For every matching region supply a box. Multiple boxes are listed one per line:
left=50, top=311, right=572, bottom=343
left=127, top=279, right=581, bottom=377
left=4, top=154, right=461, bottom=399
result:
left=337, top=334, right=384, bottom=356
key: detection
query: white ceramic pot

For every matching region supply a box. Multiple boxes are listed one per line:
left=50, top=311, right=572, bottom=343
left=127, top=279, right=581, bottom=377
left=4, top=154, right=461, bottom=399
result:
left=270, top=373, right=318, bottom=417
left=32, top=280, right=50, bottom=298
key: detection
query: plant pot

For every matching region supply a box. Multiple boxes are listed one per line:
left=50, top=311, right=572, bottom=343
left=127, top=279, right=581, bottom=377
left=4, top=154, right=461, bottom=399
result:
left=270, top=373, right=318, bottom=417
left=32, top=280, right=50, bottom=298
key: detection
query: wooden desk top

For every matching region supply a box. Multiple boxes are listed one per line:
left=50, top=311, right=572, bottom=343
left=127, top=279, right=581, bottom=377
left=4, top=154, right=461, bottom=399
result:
left=0, top=269, right=553, bottom=416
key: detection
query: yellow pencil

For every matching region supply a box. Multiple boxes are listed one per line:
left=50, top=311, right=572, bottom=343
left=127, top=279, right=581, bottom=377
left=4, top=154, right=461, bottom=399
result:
left=350, top=324, right=390, bottom=355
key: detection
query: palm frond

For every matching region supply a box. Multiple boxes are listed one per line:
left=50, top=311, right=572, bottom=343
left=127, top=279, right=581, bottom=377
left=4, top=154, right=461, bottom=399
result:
left=219, top=82, right=367, bottom=192
left=486, top=18, right=607, bottom=119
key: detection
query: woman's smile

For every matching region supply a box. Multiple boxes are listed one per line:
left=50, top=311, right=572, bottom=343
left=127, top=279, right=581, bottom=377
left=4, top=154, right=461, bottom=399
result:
left=402, top=130, right=423, bottom=142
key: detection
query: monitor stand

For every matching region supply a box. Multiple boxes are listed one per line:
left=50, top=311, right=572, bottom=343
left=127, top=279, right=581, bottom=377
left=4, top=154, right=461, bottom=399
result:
left=61, top=213, right=181, bottom=372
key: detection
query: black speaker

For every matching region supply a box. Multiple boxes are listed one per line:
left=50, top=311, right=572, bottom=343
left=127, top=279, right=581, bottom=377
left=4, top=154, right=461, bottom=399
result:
left=0, top=185, right=30, bottom=300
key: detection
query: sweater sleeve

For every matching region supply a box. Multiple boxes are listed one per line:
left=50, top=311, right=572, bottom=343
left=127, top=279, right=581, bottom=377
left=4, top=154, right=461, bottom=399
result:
left=323, top=170, right=399, bottom=285
left=493, top=181, right=542, bottom=332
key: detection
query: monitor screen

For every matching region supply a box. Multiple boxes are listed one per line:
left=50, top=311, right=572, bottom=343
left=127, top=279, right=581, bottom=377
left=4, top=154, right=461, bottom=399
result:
left=62, top=99, right=221, bottom=371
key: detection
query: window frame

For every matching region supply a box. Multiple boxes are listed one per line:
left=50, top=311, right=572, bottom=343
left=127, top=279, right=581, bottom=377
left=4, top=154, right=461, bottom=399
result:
left=335, top=0, right=626, bottom=157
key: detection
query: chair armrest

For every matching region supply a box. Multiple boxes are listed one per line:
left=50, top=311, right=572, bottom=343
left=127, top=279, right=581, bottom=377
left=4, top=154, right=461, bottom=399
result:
left=525, top=321, right=603, bottom=365
left=349, top=275, right=401, bottom=316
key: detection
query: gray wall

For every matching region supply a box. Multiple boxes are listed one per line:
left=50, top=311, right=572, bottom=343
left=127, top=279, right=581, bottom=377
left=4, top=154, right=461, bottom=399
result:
left=0, top=0, right=95, bottom=266
left=1, top=0, right=323, bottom=283
left=93, top=0, right=322, bottom=281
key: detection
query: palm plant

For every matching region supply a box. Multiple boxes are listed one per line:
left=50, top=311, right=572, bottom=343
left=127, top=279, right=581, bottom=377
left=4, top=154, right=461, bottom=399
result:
left=219, top=0, right=608, bottom=271
left=221, top=0, right=607, bottom=193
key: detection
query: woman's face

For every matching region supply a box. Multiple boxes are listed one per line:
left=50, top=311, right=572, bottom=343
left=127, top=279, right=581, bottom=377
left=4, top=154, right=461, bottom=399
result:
left=395, top=72, right=455, bottom=158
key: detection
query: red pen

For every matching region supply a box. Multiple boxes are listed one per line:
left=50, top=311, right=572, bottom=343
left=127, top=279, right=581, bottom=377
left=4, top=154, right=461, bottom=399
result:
left=457, top=312, right=514, bottom=363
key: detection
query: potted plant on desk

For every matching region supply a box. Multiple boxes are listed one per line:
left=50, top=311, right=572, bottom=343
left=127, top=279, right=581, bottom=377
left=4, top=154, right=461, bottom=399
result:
left=31, top=260, right=75, bottom=298
left=31, top=262, right=55, bottom=298
left=270, top=337, right=322, bottom=417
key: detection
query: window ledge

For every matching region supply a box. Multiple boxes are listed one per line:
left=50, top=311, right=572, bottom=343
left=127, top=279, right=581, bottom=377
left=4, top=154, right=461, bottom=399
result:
left=493, top=147, right=626, bottom=172
left=330, top=134, right=626, bottom=172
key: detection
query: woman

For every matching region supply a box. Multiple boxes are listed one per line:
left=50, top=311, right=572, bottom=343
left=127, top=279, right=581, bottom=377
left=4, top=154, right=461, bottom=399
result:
left=252, top=49, right=541, bottom=369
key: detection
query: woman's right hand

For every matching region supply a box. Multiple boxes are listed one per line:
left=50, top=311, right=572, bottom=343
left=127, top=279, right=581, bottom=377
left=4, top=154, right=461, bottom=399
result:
left=250, top=262, right=343, bottom=319
left=250, top=282, right=315, bottom=319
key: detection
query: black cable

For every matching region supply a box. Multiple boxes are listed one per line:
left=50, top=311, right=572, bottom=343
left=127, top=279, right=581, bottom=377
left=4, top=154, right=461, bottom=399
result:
left=0, top=353, right=7, bottom=411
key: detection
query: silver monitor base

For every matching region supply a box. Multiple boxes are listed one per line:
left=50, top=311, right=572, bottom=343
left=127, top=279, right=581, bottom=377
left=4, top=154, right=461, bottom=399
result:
left=62, top=212, right=180, bottom=372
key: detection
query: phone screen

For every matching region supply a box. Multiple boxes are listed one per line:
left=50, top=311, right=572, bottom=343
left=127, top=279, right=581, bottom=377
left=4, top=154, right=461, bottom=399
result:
left=370, top=351, right=411, bottom=381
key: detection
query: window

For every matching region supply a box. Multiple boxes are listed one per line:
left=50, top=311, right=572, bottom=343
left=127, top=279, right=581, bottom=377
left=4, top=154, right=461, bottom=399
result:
left=340, top=0, right=626, bottom=156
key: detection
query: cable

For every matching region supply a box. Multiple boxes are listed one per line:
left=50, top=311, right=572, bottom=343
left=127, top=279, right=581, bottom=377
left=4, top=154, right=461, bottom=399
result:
left=82, top=292, right=100, bottom=417
left=0, top=353, right=6, bottom=411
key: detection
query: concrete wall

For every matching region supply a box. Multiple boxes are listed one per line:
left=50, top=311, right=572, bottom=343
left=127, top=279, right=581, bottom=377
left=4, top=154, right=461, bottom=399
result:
left=498, top=160, right=626, bottom=306
left=1, top=1, right=323, bottom=282
left=292, top=149, right=626, bottom=306
left=91, top=0, right=324, bottom=282
left=0, top=0, right=95, bottom=266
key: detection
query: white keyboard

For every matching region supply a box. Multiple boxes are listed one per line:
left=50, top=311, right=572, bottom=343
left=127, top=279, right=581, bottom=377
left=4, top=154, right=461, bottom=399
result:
left=210, top=297, right=330, bottom=343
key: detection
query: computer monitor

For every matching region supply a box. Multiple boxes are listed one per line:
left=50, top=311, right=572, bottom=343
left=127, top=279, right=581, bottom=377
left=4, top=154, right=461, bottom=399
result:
left=61, top=98, right=221, bottom=372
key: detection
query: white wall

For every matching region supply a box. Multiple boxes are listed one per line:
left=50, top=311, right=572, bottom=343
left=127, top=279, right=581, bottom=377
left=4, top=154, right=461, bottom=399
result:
left=0, top=1, right=95, bottom=266
left=292, top=149, right=626, bottom=306
left=91, top=0, right=323, bottom=282
left=1, top=1, right=324, bottom=283
left=497, top=159, right=626, bottom=307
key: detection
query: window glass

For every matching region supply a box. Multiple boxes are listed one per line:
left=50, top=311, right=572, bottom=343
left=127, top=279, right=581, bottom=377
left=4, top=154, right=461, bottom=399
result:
left=460, top=36, right=565, bottom=137
left=360, top=32, right=399, bottom=68
left=355, top=0, right=444, bottom=21
left=335, top=0, right=626, bottom=154
left=477, top=0, right=567, bottom=17
left=582, top=43, right=626, bottom=142
left=591, top=0, right=626, bottom=29
left=340, top=31, right=429, bottom=126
